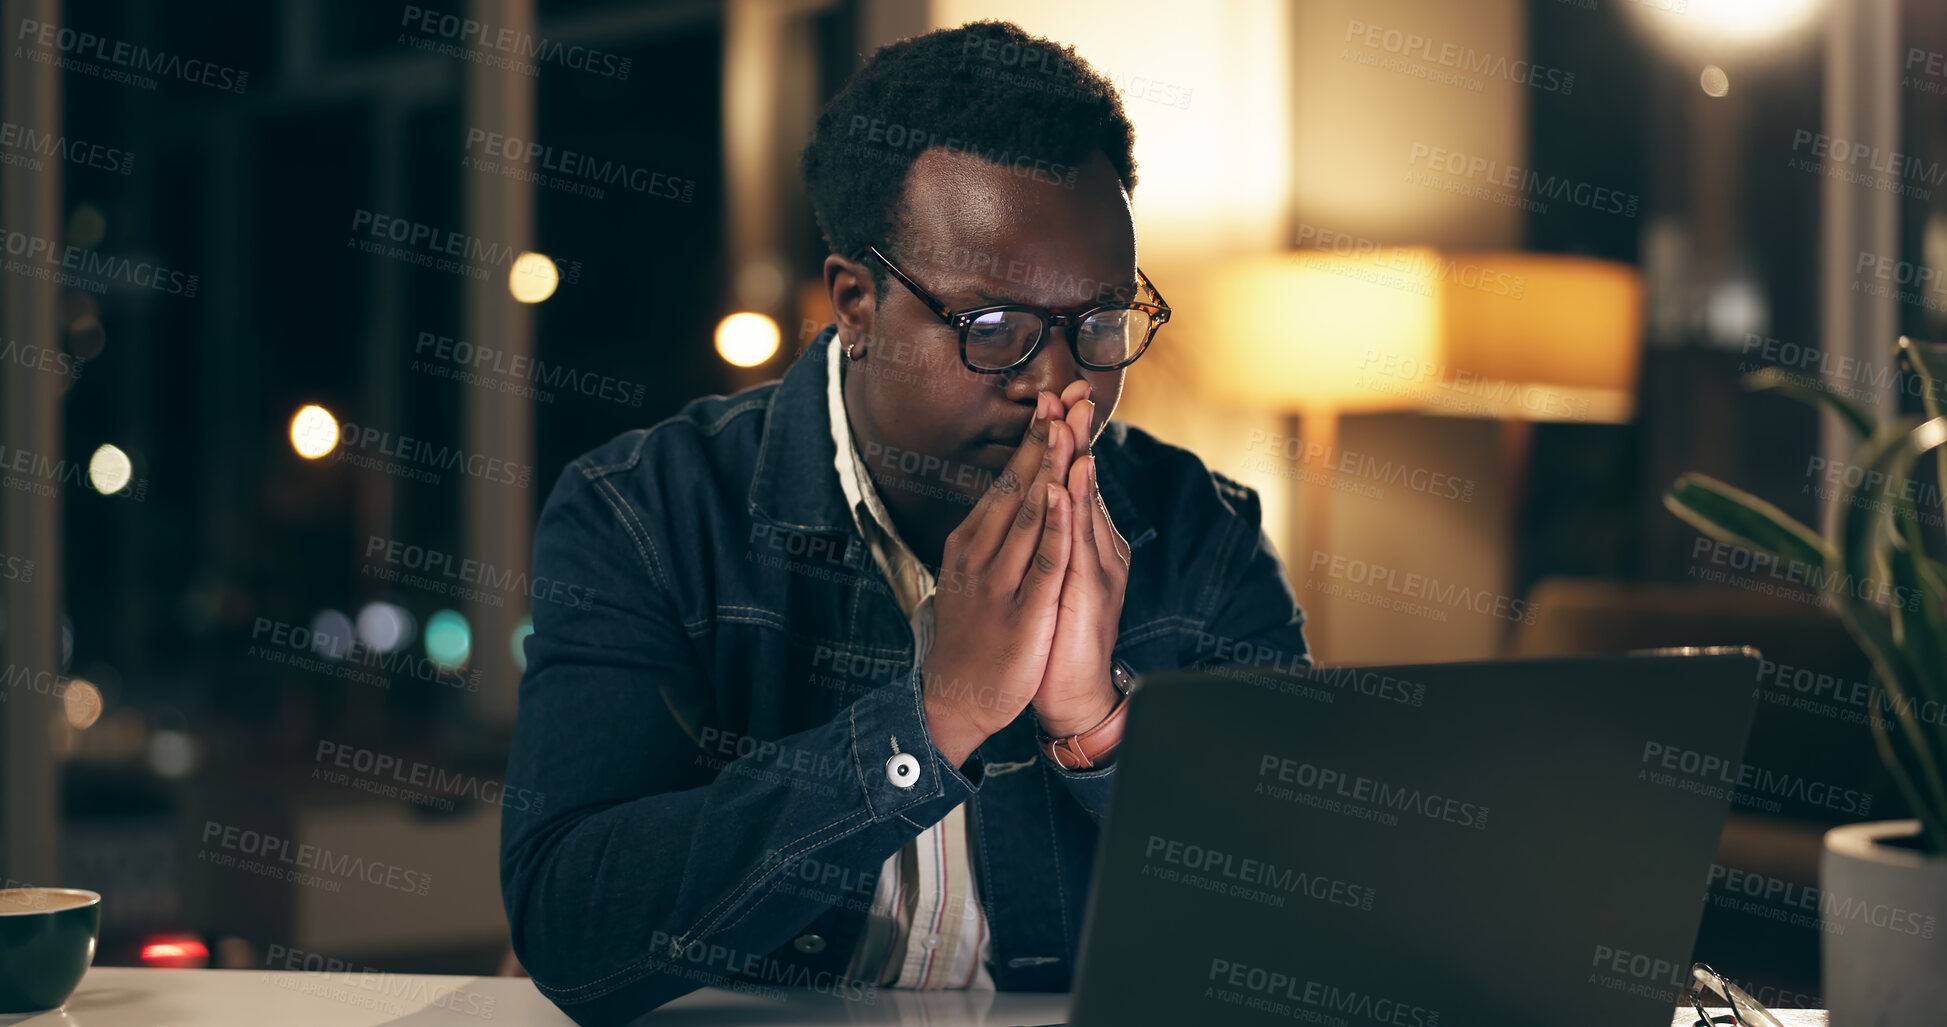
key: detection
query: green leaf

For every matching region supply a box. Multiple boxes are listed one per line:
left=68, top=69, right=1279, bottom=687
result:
left=1833, top=418, right=1947, bottom=841
left=1898, top=336, right=1947, bottom=540
left=1837, top=420, right=1944, bottom=701
left=1888, top=511, right=1947, bottom=706
left=1663, top=473, right=1831, bottom=570
left=1884, top=528, right=1947, bottom=839
left=1870, top=694, right=1947, bottom=853
left=1742, top=366, right=1877, bottom=439
left=1898, top=336, right=1947, bottom=419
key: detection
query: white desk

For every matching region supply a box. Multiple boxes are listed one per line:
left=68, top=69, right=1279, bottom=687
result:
left=0, top=968, right=1829, bottom=1026
left=0, top=968, right=1070, bottom=1026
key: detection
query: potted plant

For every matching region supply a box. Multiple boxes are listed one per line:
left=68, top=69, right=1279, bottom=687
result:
left=1665, top=336, right=1946, bottom=1024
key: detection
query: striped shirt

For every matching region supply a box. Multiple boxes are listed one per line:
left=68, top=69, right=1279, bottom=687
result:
left=826, top=332, right=995, bottom=991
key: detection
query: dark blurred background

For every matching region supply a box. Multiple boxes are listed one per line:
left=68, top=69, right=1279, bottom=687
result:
left=2, top=0, right=1942, bottom=1007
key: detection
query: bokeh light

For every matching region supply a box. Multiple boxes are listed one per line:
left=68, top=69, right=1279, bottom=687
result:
left=65, top=292, right=105, bottom=360
left=290, top=405, right=339, bottom=459
left=88, top=444, right=133, bottom=495
left=424, top=609, right=472, bottom=670
left=509, top=252, right=560, bottom=303
left=309, top=609, right=356, bottom=659
left=510, top=616, right=533, bottom=671
left=67, top=202, right=107, bottom=248
left=716, top=312, right=780, bottom=367
left=356, top=602, right=414, bottom=653
left=1627, top=0, right=1822, bottom=49
left=1700, top=65, right=1730, bottom=97
left=63, top=679, right=103, bottom=729
left=1685, top=0, right=1821, bottom=40
left=148, top=729, right=196, bottom=778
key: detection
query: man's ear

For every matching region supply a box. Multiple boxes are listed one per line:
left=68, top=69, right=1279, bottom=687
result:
left=823, top=254, right=876, bottom=356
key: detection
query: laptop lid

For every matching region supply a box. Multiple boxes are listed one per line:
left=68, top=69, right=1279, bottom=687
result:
left=1066, top=649, right=1764, bottom=1027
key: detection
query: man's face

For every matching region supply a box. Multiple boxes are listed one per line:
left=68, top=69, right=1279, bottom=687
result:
left=829, top=146, right=1140, bottom=511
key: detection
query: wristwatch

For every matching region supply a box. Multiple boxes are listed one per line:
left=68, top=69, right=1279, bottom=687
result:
left=1039, top=658, right=1137, bottom=770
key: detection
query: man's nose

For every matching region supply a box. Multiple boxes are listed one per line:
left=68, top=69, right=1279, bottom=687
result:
left=1009, top=324, right=1084, bottom=400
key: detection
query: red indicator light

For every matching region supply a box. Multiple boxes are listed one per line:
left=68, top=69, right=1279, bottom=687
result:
left=140, top=938, right=209, bottom=967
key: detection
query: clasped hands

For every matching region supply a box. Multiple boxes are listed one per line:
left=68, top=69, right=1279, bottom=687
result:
left=921, top=380, right=1132, bottom=768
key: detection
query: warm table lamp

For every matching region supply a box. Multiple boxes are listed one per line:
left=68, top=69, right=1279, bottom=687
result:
left=1197, top=248, right=1643, bottom=643
left=1439, top=252, right=1643, bottom=425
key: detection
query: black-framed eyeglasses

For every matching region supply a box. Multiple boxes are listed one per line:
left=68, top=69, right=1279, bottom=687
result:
left=1686, top=963, right=1784, bottom=1027
left=856, top=243, right=1171, bottom=374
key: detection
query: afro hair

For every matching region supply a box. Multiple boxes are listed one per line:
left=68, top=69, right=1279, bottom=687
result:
left=800, top=19, right=1139, bottom=298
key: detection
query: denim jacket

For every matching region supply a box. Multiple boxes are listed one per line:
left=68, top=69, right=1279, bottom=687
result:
left=500, top=324, right=1312, bottom=1025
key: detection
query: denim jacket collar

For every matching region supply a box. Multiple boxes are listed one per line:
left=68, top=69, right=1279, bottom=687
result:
left=748, top=324, right=1156, bottom=550
left=746, top=327, right=856, bottom=535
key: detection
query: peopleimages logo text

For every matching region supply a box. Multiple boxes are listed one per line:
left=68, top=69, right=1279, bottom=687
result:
left=15, top=18, right=249, bottom=93
left=1740, top=332, right=1946, bottom=406
left=1708, top=862, right=1936, bottom=938
left=399, top=6, right=629, bottom=79
left=462, top=129, right=692, bottom=202
left=1641, top=741, right=1871, bottom=815
left=1790, top=130, right=1947, bottom=188
left=314, top=739, right=544, bottom=814
left=1296, top=223, right=1525, bottom=298
left=250, top=616, right=479, bottom=693
left=0, top=337, right=84, bottom=381
left=264, top=945, right=496, bottom=1020
left=0, top=662, right=98, bottom=709
left=1345, top=19, right=1574, bottom=95
left=332, top=423, right=533, bottom=488
left=363, top=535, right=595, bottom=611
left=844, top=116, right=1078, bottom=189
left=348, top=209, right=582, bottom=286
left=0, top=443, right=150, bottom=501
left=1259, top=753, right=1490, bottom=829
left=0, top=227, right=198, bottom=297
left=1359, top=348, right=1589, bottom=420
left=413, top=332, right=642, bottom=408
left=647, top=931, right=876, bottom=1004
left=1145, top=834, right=1377, bottom=911
left=1207, top=958, right=1439, bottom=1027
left=0, top=552, right=33, bottom=583
left=1309, top=551, right=1536, bottom=625
left=200, top=821, right=431, bottom=895
left=1689, top=537, right=1921, bottom=612
left=1407, top=143, right=1639, bottom=217
left=1245, top=428, right=1477, bottom=503
left=0, top=121, right=134, bottom=175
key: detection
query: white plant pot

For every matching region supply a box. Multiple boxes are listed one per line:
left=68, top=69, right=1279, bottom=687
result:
left=1820, top=820, right=1947, bottom=1026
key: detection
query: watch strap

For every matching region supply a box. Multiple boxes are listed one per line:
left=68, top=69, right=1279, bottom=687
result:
left=1040, top=660, right=1135, bottom=770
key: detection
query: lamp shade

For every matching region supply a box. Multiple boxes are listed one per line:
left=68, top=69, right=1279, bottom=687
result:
left=1195, top=248, right=1446, bottom=414
left=1194, top=248, right=1642, bottom=422
left=1442, top=252, right=1644, bottom=423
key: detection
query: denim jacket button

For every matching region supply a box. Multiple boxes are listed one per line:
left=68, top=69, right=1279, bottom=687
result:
left=792, top=934, right=826, bottom=954
left=885, top=752, right=921, bottom=788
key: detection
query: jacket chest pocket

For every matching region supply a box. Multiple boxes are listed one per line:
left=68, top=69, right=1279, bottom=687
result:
left=709, top=619, right=916, bottom=742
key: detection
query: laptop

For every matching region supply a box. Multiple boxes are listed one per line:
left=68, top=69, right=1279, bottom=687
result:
left=1049, top=648, right=1763, bottom=1027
